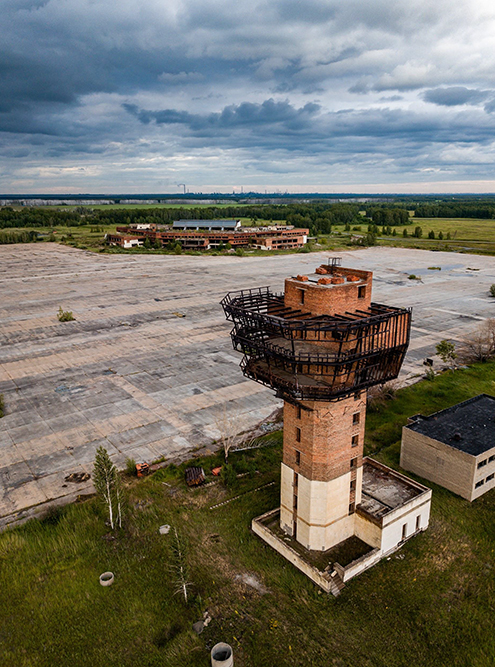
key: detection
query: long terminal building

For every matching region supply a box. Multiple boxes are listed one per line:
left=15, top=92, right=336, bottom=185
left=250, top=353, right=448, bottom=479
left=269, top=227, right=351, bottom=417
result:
left=106, top=220, right=309, bottom=251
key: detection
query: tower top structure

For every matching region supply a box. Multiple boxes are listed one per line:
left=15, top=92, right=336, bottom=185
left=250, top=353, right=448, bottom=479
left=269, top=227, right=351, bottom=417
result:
left=221, top=261, right=411, bottom=402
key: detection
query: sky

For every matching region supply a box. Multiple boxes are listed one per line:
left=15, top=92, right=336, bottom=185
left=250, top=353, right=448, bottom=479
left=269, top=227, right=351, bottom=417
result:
left=2, top=0, right=495, bottom=194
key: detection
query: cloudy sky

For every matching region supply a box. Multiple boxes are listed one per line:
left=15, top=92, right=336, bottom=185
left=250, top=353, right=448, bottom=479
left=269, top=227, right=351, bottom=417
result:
left=2, top=0, right=495, bottom=194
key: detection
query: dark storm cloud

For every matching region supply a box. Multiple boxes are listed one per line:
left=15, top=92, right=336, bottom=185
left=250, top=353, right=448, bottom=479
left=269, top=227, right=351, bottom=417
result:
left=423, top=87, right=490, bottom=107
left=124, top=99, right=321, bottom=132
left=1, top=0, right=495, bottom=191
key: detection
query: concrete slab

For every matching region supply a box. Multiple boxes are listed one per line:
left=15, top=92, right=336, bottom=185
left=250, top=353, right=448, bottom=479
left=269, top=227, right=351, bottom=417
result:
left=1, top=243, right=495, bottom=525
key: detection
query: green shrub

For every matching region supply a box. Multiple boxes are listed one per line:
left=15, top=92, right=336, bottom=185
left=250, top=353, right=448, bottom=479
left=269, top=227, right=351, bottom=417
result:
left=490, top=285, right=495, bottom=297
left=57, top=307, right=75, bottom=322
left=125, top=457, right=137, bottom=476
left=220, top=464, right=238, bottom=488
left=424, top=367, right=435, bottom=381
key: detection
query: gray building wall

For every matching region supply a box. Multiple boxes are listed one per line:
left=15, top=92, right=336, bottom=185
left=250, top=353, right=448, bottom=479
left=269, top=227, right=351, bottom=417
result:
left=400, top=427, right=475, bottom=500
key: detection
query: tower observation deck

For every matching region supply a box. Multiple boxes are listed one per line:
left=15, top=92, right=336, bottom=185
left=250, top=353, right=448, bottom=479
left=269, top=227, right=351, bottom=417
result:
left=221, top=261, right=413, bottom=554
left=221, top=264, right=411, bottom=402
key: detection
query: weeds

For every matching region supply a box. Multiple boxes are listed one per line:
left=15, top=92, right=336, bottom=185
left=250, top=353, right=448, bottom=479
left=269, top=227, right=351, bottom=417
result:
left=125, top=457, right=137, bottom=476
left=57, top=306, right=75, bottom=322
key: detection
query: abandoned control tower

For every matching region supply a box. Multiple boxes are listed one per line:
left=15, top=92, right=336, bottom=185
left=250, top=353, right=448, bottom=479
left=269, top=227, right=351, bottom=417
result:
left=222, top=260, right=431, bottom=593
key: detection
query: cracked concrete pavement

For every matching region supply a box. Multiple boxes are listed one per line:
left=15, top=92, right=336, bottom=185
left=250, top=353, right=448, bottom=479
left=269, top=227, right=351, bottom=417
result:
left=1, top=244, right=494, bottom=526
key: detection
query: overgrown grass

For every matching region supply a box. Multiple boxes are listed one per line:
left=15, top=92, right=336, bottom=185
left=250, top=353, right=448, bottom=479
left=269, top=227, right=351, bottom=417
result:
left=1, top=367, right=495, bottom=666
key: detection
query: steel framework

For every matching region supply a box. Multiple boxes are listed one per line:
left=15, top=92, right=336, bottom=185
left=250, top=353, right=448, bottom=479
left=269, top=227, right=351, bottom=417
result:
left=221, top=287, right=411, bottom=401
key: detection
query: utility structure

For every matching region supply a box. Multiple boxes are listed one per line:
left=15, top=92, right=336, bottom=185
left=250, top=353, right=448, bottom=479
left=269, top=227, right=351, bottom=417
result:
left=222, top=260, right=416, bottom=554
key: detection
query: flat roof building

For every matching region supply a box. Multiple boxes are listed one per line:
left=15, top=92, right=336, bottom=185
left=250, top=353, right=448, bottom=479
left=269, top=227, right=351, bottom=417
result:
left=400, top=394, right=495, bottom=501
left=172, top=219, right=241, bottom=231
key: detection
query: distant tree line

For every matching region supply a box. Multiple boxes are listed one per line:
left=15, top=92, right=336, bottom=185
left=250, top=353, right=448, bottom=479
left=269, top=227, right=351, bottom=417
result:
left=3, top=199, right=494, bottom=237
left=414, top=203, right=495, bottom=219
left=367, top=208, right=409, bottom=226
left=0, top=229, right=39, bottom=243
left=0, top=202, right=362, bottom=235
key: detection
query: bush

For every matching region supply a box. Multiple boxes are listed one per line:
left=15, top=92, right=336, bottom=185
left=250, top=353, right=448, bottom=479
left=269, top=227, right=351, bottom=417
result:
left=125, top=457, right=137, bottom=476
left=367, top=381, right=398, bottom=412
left=57, top=307, right=75, bottom=322
left=0, top=394, right=4, bottom=418
left=424, top=368, right=436, bottom=381
left=490, top=285, right=495, bottom=297
left=220, top=464, right=238, bottom=488
left=235, top=248, right=245, bottom=256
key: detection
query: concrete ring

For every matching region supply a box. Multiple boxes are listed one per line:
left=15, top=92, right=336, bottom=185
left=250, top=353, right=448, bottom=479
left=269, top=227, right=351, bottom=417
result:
left=99, top=571, right=114, bottom=586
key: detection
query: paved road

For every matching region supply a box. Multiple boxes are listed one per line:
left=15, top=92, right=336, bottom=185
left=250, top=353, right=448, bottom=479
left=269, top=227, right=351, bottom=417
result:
left=1, top=244, right=494, bottom=526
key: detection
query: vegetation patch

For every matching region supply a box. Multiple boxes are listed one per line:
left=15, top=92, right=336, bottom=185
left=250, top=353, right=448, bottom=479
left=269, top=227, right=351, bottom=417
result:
left=57, top=306, right=75, bottom=322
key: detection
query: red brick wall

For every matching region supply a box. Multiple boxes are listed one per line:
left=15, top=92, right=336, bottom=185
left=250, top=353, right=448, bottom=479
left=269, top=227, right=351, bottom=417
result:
left=284, top=268, right=372, bottom=317
left=283, top=394, right=366, bottom=482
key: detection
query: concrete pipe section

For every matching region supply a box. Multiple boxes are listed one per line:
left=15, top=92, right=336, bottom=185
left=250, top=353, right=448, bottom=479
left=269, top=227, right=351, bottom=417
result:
left=99, top=572, right=114, bottom=586
left=211, top=642, right=233, bottom=667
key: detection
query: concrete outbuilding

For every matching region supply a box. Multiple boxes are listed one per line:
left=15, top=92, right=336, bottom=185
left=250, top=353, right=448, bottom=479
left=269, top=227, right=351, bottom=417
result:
left=400, top=394, right=495, bottom=501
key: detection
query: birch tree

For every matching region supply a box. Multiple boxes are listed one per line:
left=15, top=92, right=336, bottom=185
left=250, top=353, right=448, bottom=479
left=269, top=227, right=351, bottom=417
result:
left=93, top=446, right=122, bottom=530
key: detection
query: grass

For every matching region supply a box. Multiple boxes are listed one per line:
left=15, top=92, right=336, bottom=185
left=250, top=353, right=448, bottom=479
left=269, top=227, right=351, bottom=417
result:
left=7, top=214, right=495, bottom=258
left=1, top=364, right=495, bottom=666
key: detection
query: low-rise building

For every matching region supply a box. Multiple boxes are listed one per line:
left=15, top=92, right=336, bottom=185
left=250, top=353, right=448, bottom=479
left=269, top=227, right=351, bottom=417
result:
left=400, top=394, right=495, bottom=501
left=105, top=234, right=143, bottom=249
left=107, top=224, right=309, bottom=251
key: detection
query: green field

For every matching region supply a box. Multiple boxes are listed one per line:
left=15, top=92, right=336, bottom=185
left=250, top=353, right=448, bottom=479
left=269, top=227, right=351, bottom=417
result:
left=317, top=217, right=495, bottom=256
left=5, top=213, right=495, bottom=257
left=2, top=362, right=495, bottom=667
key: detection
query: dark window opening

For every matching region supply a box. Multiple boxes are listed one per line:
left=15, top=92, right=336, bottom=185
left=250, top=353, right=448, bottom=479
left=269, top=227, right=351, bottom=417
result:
left=478, top=459, right=487, bottom=468
left=349, top=503, right=355, bottom=514
left=295, top=450, right=301, bottom=465
left=353, top=412, right=360, bottom=425
left=350, top=458, right=357, bottom=469
left=489, top=455, right=495, bottom=462
left=293, top=495, right=298, bottom=510
left=475, top=479, right=485, bottom=488
left=358, top=285, right=366, bottom=299
left=352, top=435, right=359, bottom=448
left=402, top=523, right=407, bottom=540
left=294, top=472, right=299, bottom=487
left=416, top=515, right=421, bottom=531
left=487, top=473, right=494, bottom=481
left=350, top=480, right=355, bottom=490
left=300, top=290, right=305, bottom=305
left=296, top=427, right=301, bottom=443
